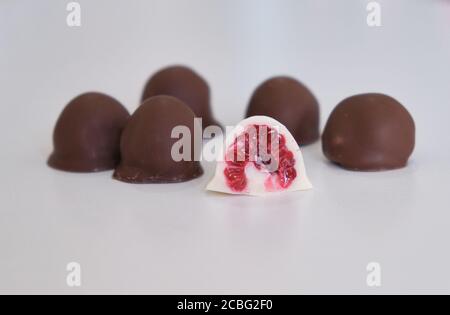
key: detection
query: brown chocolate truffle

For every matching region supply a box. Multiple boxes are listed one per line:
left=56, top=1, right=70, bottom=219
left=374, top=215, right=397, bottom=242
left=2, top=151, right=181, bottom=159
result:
left=48, top=92, right=130, bottom=173
left=114, top=95, right=204, bottom=183
left=141, top=66, right=220, bottom=129
left=246, top=76, right=320, bottom=145
left=322, top=93, right=415, bottom=171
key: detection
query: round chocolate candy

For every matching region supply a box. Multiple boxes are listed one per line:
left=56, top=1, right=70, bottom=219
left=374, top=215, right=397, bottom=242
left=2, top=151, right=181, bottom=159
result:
left=141, top=65, right=221, bottom=130
left=322, top=93, right=415, bottom=171
left=246, top=76, right=320, bottom=146
left=48, top=92, right=130, bottom=173
left=114, top=95, right=204, bottom=183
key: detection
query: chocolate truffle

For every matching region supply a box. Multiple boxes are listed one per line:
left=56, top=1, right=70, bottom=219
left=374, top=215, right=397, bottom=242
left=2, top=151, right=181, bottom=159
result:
left=141, top=65, right=221, bottom=129
left=322, top=93, right=415, bottom=171
left=48, top=92, right=130, bottom=173
left=114, top=95, right=204, bottom=183
left=246, top=76, right=320, bottom=145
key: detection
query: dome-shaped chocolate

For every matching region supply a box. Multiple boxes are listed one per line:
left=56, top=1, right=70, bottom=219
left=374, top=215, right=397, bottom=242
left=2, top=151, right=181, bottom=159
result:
left=322, top=93, right=415, bottom=171
left=114, top=95, right=204, bottom=183
left=141, top=66, right=220, bottom=129
left=48, top=92, right=130, bottom=172
left=246, top=76, right=320, bottom=145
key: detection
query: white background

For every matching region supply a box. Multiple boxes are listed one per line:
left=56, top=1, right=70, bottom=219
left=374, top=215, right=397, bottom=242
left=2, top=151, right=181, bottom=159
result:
left=1, top=0, right=449, bottom=294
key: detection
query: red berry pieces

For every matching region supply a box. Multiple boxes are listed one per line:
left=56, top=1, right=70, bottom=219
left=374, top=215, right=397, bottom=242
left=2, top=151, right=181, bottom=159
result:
left=224, top=125, right=297, bottom=192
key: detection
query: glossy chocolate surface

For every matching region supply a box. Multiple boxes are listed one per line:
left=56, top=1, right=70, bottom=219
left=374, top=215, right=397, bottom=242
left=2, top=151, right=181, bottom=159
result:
left=142, top=66, right=220, bottom=129
left=114, top=95, right=203, bottom=183
left=322, top=93, right=415, bottom=171
left=246, top=76, right=320, bottom=145
left=48, top=92, right=130, bottom=173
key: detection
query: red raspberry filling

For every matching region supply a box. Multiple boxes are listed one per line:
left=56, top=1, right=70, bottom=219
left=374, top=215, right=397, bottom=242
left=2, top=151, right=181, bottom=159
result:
left=224, top=125, right=297, bottom=192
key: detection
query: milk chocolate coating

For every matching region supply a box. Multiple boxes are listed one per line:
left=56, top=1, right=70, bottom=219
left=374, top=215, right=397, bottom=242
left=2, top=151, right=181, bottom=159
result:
left=322, top=93, right=415, bottom=171
left=114, top=95, right=204, bottom=183
left=246, top=76, right=320, bottom=145
left=141, top=66, right=221, bottom=129
left=48, top=92, right=130, bottom=173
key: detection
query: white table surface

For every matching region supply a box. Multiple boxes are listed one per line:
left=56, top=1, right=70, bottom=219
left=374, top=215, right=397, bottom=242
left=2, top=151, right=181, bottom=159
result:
left=1, top=0, right=449, bottom=294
